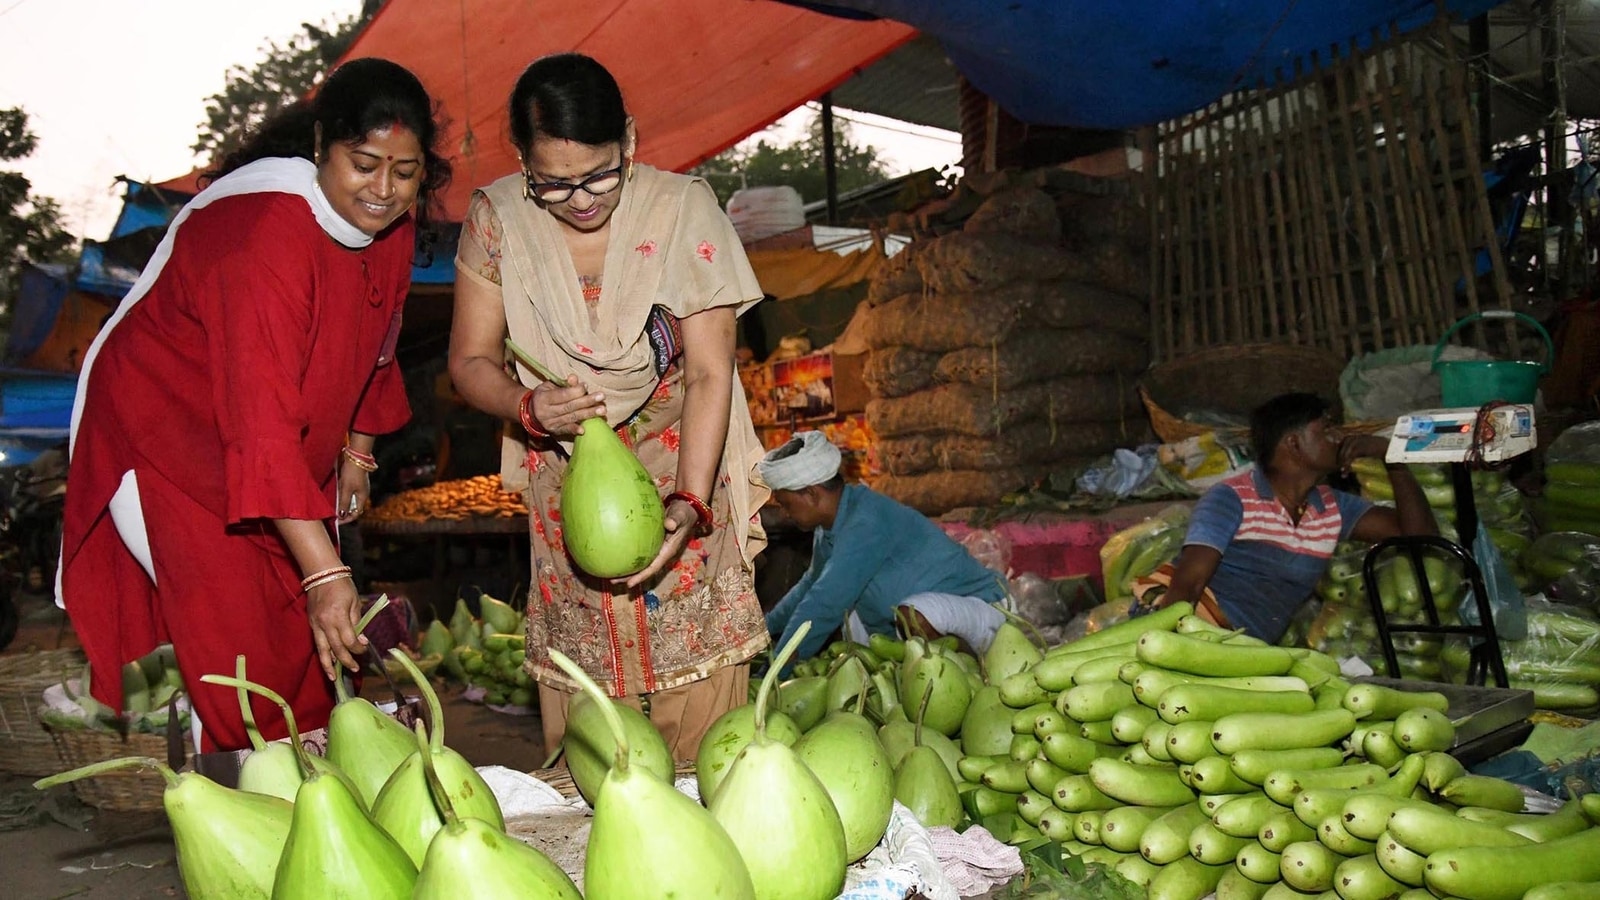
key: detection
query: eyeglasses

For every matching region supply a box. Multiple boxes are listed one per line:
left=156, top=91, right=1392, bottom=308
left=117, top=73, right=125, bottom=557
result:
left=523, top=164, right=624, bottom=204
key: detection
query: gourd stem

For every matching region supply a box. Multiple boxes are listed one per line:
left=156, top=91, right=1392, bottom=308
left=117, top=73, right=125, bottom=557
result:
left=388, top=649, right=445, bottom=754
left=34, top=757, right=175, bottom=790
left=354, top=594, right=391, bottom=636
left=234, top=655, right=269, bottom=752
left=504, top=338, right=564, bottom=384
left=754, top=621, right=811, bottom=745
left=199, top=674, right=311, bottom=779
left=548, top=650, right=632, bottom=774
left=414, top=719, right=459, bottom=826
left=997, top=603, right=1049, bottom=650
left=914, top=679, right=934, bottom=749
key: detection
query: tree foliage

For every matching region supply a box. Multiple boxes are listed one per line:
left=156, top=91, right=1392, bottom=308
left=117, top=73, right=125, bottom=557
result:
left=692, top=112, right=893, bottom=209
left=0, top=107, right=75, bottom=315
left=190, top=7, right=376, bottom=161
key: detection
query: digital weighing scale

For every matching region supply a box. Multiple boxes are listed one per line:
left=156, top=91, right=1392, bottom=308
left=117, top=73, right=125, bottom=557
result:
left=1354, top=676, right=1536, bottom=766
left=1386, top=404, right=1537, bottom=466
left=1357, top=404, right=1540, bottom=759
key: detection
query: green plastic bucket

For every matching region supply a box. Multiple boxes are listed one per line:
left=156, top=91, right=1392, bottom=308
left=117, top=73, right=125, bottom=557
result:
left=1430, top=310, right=1552, bottom=407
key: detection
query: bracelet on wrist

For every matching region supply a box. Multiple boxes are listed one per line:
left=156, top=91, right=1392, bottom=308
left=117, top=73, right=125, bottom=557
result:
left=664, top=490, right=713, bottom=532
left=300, top=564, right=353, bottom=593
left=518, top=389, right=550, bottom=439
left=303, top=571, right=354, bottom=592
left=341, top=446, right=378, bottom=472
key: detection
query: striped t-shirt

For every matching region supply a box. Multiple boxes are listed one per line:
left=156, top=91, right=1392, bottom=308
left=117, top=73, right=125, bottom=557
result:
left=1183, top=467, right=1372, bottom=643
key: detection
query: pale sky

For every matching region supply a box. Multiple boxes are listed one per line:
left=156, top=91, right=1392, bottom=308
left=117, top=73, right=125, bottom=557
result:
left=0, top=0, right=960, bottom=242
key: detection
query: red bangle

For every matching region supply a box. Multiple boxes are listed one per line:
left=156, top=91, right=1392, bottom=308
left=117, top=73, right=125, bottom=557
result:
left=518, top=390, right=549, bottom=439
left=340, top=446, right=378, bottom=472
left=665, top=490, right=713, bottom=532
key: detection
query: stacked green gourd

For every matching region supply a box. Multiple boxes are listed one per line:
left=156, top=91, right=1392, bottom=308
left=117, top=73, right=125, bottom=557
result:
left=34, top=636, right=574, bottom=900
left=1349, top=459, right=1530, bottom=547
left=1303, top=542, right=1466, bottom=681
left=964, top=602, right=1600, bottom=900
left=1537, top=421, right=1600, bottom=536
left=430, top=594, right=535, bottom=708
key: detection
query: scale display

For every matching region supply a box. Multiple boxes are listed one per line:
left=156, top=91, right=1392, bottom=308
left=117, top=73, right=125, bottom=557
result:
left=1385, top=405, right=1536, bottom=465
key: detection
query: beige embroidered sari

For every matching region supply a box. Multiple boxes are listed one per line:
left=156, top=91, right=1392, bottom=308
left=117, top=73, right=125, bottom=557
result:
left=456, top=164, right=770, bottom=697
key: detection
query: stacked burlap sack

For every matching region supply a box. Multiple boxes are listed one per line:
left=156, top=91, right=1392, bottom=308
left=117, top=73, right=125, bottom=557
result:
left=855, top=182, right=1150, bottom=514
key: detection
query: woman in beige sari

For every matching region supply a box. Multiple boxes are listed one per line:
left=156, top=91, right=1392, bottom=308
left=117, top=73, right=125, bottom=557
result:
left=448, top=53, right=769, bottom=760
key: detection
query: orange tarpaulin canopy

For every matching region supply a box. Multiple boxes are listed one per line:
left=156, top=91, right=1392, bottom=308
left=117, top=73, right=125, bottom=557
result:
left=336, top=0, right=916, bottom=222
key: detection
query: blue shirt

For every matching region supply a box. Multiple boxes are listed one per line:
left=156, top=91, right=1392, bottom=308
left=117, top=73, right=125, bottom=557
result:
left=1185, top=468, right=1372, bottom=643
left=766, top=484, right=1007, bottom=662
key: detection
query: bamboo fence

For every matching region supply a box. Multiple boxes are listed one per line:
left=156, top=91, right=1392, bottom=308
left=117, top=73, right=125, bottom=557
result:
left=1145, top=20, right=1515, bottom=362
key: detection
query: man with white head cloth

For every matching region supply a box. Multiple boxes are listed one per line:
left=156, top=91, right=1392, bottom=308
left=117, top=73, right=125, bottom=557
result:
left=760, top=431, right=1009, bottom=669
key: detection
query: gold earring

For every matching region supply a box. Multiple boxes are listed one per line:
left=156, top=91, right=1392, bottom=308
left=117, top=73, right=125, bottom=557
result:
left=313, top=121, right=323, bottom=166
left=521, top=166, right=536, bottom=201
left=625, top=157, right=634, bottom=182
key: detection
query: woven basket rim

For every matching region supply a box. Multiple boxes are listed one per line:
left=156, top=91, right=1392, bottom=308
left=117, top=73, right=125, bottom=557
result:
left=1140, top=342, right=1349, bottom=434
left=45, top=725, right=181, bottom=812
left=0, top=646, right=84, bottom=679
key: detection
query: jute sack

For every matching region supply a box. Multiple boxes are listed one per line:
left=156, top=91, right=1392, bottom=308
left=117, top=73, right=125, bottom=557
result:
left=935, top=330, right=1150, bottom=390
left=865, top=242, right=924, bottom=306
left=1057, top=191, right=1149, bottom=249
left=857, top=290, right=1024, bottom=352
left=877, top=419, right=1129, bottom=477
left=876, top=465, right=1052, bottom=516
left=916, top=233, right=1071, bottom=295
left=856, top=280, right=1148, bottom=352
left=1028, top=281, right=1148, bottom=338
left=866, top=375, right=1137, bottom=439
left=862, top=347, right=941, bottom=399
left=1064, top=238, right=1146, bottom=297
left=964, top=186, right=1062, bottom=242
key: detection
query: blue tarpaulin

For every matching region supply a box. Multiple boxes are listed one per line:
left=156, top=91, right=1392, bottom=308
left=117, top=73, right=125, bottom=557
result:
left=5, top=265, right=70, bottom=367
left=0, top=368, right=74, bottom=465
left=784, top=0, right=1504, bottom=129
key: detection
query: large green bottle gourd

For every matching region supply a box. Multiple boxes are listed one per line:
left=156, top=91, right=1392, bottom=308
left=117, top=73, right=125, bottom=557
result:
left=505, top=338, right=666, bottom=579
left=561, top=418, right=665, bottom=578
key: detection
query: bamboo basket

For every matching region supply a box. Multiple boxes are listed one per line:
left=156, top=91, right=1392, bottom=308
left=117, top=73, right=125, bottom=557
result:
left=1140, top=343, right=1351, bottom=443
left=45, top=725, right=185, bottom=812
left=0, top=647, right=83, bottom=777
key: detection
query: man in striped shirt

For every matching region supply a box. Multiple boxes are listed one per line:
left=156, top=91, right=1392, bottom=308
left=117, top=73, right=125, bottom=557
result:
left=1153, top=393, right=1436, bottom=643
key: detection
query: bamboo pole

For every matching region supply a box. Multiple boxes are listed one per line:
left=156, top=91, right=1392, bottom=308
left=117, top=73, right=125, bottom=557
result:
left=1367, top=31, right=1435, bottom=345
left=1145, top=124, right=1169, bottom=361
left=1439, top=18, right=1516, bottom=344
left=1200, top=101, right=1231, bottom=346
left=1216, top=91, right=1248, bottom=343
left=1318, top=46, right=1382, bottom=357
left=1341, top=36, right=1408, bottom=351
left=1389, top=34, right=1454, bottom=347
left=1283, top=65, right=1328, bottom=350
left=1417, top=34, right=1488, bottom=348
left=1176, top=116, right=1200, bottom=354
left=1239, top=86, right=1281, bottom=340
left=1270, top=67, right=1311, bottom=345
left=1290, top=55, right=1343, bottom=352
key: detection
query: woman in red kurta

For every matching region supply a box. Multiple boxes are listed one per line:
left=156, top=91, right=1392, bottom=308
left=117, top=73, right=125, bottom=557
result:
left=57, top=58, right=452, bottom=751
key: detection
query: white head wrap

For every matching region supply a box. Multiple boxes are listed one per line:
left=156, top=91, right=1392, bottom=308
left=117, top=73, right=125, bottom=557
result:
left=758, top=431, right=842, bottom=492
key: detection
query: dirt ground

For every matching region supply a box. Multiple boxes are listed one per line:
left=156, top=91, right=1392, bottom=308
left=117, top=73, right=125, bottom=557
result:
left=0, top=593, right=545, bottom=900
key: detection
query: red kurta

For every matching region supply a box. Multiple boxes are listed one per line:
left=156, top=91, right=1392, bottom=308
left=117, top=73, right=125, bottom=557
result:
left=59, top=192, right=413, bottom=751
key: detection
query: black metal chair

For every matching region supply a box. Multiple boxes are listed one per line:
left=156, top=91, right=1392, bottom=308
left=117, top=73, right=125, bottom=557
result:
left=1360, top=534, right=1509, bottom=688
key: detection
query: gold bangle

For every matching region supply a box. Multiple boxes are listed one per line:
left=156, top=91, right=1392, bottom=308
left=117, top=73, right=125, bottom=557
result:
left=300, top=565, right=352, bottom=591
left=302, top=571, right=354, bottom=593
left=341, top=446, right=379, bottom=472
